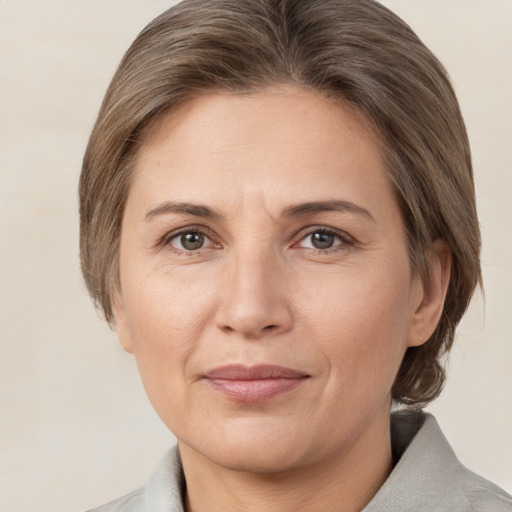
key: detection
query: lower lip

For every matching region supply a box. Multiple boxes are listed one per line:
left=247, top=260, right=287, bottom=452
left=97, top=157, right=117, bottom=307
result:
left=207, top=378, right=306, bottom=403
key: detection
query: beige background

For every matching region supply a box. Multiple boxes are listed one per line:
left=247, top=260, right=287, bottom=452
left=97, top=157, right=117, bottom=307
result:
left=0, top=1, right=511, bottom=511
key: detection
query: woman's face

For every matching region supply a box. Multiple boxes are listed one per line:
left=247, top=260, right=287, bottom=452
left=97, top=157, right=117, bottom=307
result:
left=115, top=87, right=434, bottom=473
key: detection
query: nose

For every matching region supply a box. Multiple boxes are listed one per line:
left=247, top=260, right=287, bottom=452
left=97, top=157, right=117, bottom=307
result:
left=214, top=251, right=293, bottom=340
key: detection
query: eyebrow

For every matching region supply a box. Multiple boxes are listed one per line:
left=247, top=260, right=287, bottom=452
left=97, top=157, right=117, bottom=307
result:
left=282, top=200, right=375, bottom=221
left=145, top=201, right=224, bottom=221
left=144, top=199, right=374, bottom=222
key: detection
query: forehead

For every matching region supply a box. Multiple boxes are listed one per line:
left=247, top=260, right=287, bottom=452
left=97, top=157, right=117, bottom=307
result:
left=129, top=86, right=393, bottom=216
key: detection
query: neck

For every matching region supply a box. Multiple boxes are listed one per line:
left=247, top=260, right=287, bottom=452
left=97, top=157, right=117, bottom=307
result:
left=180, top=411, right=392, bottom=512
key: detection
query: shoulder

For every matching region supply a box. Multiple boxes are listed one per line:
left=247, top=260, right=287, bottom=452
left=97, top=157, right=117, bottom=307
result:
left=365, top=412, right=512, bottom=512
left=455, top=468, right=512, bottom=511
left=84, top=445, right=185, bottom=512
left=417, top=413, right=512, bottom=511
left=85, top=487, right=144, bottom=512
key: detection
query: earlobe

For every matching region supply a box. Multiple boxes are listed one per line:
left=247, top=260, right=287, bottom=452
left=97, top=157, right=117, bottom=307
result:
left=407, top=240, right=452, bottom=348
left=112, top=292, right=135, bottom=354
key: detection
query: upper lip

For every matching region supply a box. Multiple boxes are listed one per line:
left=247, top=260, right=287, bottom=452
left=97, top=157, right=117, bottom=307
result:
left=203, top=364, right=309, bottom=380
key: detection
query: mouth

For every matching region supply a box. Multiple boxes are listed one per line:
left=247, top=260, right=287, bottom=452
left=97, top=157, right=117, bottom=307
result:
left=202, top=364, right=310, bottom=403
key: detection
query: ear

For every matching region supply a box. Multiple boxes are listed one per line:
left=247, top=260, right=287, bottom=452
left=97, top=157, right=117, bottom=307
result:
left=112, top=292, right=135, bottom=354
left=407, top=240, right=452, bottom=348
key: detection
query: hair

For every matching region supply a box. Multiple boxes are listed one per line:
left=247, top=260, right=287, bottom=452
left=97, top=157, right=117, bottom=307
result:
left=80, top=0, right=481, bottom=407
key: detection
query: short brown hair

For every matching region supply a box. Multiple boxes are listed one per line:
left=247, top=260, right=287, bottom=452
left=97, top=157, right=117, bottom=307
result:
left=80, top=0, right=481, bottom=407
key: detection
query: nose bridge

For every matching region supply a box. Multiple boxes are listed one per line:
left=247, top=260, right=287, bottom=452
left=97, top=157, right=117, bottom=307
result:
left=215, top=242, right=292, bottom=338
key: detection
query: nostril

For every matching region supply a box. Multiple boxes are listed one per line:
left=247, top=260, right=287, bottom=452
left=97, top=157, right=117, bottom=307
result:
left=263, top=324, right=278, bottom=331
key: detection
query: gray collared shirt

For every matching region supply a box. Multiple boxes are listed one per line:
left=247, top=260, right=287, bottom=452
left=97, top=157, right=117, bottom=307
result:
left=87, top=412, right=512, bottom=511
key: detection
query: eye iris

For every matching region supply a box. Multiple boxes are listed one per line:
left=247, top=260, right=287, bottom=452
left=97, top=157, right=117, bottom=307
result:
left=311, top=232, right=335, bottom=249
left=181, top=232, right=204, bottom=250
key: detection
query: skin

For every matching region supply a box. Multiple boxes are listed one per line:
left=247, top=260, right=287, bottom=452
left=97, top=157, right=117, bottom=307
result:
left=114, top=87, right=451, bottom=512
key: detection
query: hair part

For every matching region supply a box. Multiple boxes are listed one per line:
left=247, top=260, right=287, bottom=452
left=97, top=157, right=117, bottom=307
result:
left=80, top=0, right=481, bottom=407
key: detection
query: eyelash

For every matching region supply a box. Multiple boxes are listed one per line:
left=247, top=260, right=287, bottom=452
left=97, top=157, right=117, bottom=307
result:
left=161, top=225, right=354, bottom=255
left=296, top=227, right=354, bottom=253
left=161, top=225, right=219, bottom=255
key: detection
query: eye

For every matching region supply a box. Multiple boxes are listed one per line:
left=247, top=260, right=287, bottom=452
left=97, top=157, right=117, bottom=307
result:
left=297, top=228, right=352, bottom=251
left=167, top=229, right=217, bottom=252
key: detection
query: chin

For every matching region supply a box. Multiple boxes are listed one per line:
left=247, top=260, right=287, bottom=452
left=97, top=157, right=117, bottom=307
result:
left=205, top=443, right=305, bottom=474
left=181, top=417, right=314, bottom=474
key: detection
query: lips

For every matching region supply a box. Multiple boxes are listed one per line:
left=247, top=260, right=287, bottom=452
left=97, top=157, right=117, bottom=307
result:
left=203, top=364, right=310, bottom=403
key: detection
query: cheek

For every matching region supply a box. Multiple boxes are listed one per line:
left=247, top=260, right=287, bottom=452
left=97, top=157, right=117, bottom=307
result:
left=118, top=274, right=216, bottom=431
left=120, top=270, right=216, bottom=387
left=298, top=264, right=412, bottom=391
left=124, top=264, right=213, bottom=341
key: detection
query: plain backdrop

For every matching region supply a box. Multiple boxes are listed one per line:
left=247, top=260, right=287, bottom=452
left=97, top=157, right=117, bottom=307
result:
left=0, top=1, right=511, bottom=511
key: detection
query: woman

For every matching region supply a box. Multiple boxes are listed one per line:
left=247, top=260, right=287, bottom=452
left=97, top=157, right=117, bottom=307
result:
left=80, top=0, right=512, bottom=510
